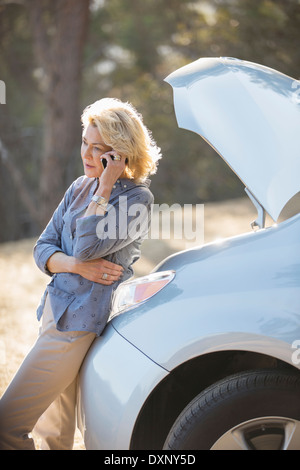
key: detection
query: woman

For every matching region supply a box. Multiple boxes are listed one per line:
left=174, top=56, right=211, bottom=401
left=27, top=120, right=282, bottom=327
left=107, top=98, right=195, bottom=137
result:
left=0, top=98, right=161, bottom=450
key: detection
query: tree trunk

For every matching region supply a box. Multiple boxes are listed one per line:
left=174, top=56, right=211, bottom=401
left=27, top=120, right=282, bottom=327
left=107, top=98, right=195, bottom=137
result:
left=27, top=0, right=90, bottom=226
left=0, top=137, right=40, bottom=225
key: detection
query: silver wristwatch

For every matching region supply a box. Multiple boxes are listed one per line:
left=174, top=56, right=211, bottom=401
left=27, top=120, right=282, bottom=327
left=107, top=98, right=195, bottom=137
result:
left=91, top=195, right=108, bottom=211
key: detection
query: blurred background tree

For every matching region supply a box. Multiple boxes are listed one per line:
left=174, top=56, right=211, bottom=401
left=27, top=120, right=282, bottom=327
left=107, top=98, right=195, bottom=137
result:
left=0, top=0, right=299, bottom=241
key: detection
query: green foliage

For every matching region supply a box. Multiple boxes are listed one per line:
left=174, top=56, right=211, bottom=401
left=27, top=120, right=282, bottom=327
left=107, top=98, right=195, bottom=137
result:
left=0, top=0, right=299, bottom=240
left=82, top=0, right=299, bottom=204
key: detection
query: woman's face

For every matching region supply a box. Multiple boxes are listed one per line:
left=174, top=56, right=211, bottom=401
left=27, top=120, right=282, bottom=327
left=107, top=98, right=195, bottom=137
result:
left=81, top=123, right=112, bottom=178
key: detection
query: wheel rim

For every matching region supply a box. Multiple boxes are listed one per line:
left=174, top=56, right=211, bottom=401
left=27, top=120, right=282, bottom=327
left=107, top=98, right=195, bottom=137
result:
left=211, top=417, right=300, bottom=450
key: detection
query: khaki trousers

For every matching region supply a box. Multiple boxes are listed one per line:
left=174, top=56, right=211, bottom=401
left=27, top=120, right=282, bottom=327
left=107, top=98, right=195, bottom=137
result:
left=0, top=295, right=96, bottom=450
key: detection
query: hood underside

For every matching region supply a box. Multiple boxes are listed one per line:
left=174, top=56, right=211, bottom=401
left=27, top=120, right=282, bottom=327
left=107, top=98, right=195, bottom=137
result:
left=165, top=57, right=300, bottom=221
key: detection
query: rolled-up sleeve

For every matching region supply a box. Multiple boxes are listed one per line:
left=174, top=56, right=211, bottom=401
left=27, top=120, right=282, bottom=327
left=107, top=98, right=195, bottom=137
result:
left=73, top=188, right=153, bottom=261
left=33, top=182, right=75, bottom=276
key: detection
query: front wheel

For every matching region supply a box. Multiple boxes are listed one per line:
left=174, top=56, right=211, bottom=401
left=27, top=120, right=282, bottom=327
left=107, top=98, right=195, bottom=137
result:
left=163, top=369, right=300, bottom=450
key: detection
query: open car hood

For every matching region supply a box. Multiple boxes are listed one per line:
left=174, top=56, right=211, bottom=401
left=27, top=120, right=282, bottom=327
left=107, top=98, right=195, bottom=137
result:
left=165, top=57, right=300, bottom=222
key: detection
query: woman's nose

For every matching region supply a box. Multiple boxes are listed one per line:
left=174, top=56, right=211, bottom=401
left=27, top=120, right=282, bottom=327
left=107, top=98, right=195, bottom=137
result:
left=82, top=144, right=92, bottom=159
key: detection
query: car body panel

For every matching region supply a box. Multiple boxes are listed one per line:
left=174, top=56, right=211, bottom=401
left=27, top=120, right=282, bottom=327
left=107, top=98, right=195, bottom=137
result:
left=78, top=323, right=168, bottom=450
left=111, top=213, right=300, bottom=370
left=165, top=57, right=300, bottom=221
left=78, top=214, right=300, bottom=450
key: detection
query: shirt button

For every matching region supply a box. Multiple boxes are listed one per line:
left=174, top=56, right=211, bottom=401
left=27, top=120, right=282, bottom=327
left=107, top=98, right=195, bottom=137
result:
left=113, top=185, right=116, bottom=189
left=124, top=184, right=127, bottom=188
left=70, top=235, right=72, bottom=240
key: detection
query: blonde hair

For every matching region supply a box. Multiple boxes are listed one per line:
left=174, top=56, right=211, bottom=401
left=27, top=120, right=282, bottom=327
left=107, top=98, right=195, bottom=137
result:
left=81, top=98, right=161, bottom=182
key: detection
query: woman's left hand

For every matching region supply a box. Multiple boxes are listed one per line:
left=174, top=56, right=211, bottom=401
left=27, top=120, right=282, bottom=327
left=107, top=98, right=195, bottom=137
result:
left=99, top=151, right=126, bottom=189
left=84, top=151, right=126, bottom=218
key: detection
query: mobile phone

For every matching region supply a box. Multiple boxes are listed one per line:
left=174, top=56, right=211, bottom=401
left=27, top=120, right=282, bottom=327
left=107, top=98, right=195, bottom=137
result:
left=101, top=155, right=128, bottom=169
left=101, top=154, right=115, bottom=169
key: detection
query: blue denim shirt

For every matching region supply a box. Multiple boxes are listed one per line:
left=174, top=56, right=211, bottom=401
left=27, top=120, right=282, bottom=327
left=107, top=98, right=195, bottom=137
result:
left=34, top=175, right=153, bottom=336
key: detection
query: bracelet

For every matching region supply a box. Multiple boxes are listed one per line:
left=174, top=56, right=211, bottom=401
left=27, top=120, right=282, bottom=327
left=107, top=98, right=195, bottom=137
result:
left=91, top=195, right=108, bottom=211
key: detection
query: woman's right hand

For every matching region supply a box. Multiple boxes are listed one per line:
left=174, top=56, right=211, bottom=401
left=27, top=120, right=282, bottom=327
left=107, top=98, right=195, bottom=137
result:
left=72, top=257, right=124, bottom=285
left=46, top=252, right=124, bottom=285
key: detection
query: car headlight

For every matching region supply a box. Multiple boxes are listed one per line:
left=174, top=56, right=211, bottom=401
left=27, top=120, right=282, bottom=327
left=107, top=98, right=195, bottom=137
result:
left=109, top=270, right=176, bottom=319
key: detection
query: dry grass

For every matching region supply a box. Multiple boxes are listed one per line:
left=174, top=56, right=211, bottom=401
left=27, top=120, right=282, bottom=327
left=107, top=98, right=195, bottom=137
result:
left=0, top=197, right=257, bottom=449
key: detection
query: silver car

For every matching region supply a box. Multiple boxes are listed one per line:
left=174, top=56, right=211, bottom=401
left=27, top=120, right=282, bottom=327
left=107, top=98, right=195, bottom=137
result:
left=77, top=57, right=300, bottom=451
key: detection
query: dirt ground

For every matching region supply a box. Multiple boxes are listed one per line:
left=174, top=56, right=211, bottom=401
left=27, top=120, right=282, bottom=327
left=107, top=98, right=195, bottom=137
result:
left=0, top=197, right=258, bottom=450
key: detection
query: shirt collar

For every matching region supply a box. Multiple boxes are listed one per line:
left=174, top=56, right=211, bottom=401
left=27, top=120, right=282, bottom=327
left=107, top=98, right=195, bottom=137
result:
left=91, top=177, right=141, bottom=192
left=89, top=177, right=149, bottom=199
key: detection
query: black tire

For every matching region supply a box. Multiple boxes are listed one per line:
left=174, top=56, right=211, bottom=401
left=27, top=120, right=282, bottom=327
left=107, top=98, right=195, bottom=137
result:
left=163, top=369, right=300, bottom=450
